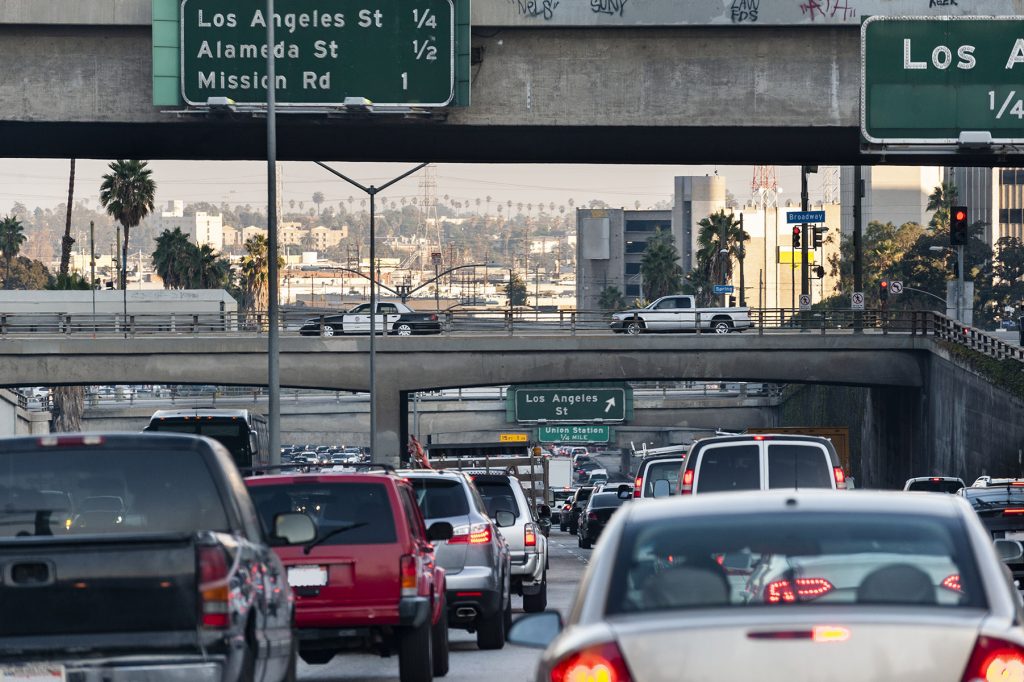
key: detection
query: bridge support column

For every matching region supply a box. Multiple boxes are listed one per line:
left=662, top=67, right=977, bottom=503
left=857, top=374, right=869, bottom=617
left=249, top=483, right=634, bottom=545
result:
left=861, top=386, right=925, bottom=488
left=372, top=384, right=407, bottom=468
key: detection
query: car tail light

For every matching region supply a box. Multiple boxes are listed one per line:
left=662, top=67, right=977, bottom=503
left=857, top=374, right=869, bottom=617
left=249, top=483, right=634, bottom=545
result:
left=1004, top=509, right=1024, bottom=516
left=764, top=578, right=834, bottom=604
left=680, top=469, right=694, bottom=495
left=587, top=512, right=598, bottom=521
left=449, top=523, right=492, bottom=545
left=198, top=545, right=231, bottom=628
left=942, top=574, right=962, bottom=593
left=833, top=467, right=847, bottom=490
left=633, top=476, right=642, bottom=498
left=551, top=642, right=632, bottom=682
left=400, top=554, right=418, bottom=597
left=525, top=523, right=537, bottom=547
left=38, top=435, right=104, bottom=447
left=961, top=635, right=1024, bottom=682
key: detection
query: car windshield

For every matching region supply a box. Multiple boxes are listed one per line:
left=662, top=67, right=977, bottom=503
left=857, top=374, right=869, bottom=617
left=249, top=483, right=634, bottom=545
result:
left=964, top=486, right=1024, bottom=510
left=0, top=448, right=229, bottom=537
left=606, top=512, right=982, bottom=614
left=408, top=478, right=470, bottom=519
left=474, top=480, right=521, bottom=518
left=249, top=482, right=396, bottom=544
left=908, top=479, right=964, bottom=493
left=643, top=460, right=683, bottom=496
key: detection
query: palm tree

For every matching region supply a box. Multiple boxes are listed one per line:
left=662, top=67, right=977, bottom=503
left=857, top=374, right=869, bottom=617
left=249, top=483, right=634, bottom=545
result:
left=59, top=159, right=76, bottom=277
left=152, top=227, right=194, bottom=288
left=289, top=199, right=296, bottom=210
left=239, top=234, right=282, bottom=315
left=0, top=215, right=27, bottom=289
left=640, top=228, right=684, bottom=301
left=312, top=191, right=325, bottom=215
left=695, top=210, right=749, bottom=302
left=188, top=244, right=229, bottom=288
left=927, top=182, right=959, bottom=233
left=99, top=159, right=156, bottom=289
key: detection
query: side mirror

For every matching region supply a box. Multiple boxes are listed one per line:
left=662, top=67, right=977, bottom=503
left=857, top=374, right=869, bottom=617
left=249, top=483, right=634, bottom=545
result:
left=427, top=521, right=454, bottom=542
left=273, top=512, right=316, bottom=545
left=508, top=611, right=563, bottom=648
left=538, top=505, right=552, bottom=519
left=494, top=510, right=516, bottom=528
left=617, top=484, right=633, bottom=499
left=996, top=539, right=1024, bottom=563
left=652, top=479, right=671, bottom=498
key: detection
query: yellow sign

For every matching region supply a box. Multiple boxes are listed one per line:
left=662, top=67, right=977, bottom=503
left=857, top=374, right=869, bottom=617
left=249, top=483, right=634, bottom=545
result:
left=778, top=248, right=816, bottom=265
left=499, top=433, right=529, bottom=443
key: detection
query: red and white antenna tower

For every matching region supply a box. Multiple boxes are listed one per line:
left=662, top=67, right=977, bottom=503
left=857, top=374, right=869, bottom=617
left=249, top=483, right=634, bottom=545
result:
left=751, top=165, right=778, bottom=207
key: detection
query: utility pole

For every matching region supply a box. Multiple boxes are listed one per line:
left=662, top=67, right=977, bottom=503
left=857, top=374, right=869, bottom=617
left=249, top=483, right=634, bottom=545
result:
left=719, top=211, right=729, bottom=307
left=853, top=165, right=864, bottom=333
left=956, top=243, right=965, bottom=322
left=264, top=0, right=282, bottom=465
left=738, top=213, right=746, bottom=307
left=90, top=221, right=96, bottom=338
left=800, top=165, right=810, bottom=299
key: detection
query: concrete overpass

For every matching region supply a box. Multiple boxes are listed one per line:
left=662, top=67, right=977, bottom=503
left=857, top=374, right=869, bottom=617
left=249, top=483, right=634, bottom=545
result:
left=0, top=0, right=1018, bottom=163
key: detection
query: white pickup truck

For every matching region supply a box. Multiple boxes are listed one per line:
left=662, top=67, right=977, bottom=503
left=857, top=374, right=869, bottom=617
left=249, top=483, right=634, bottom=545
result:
left=610, top=295, right=752, bottom=334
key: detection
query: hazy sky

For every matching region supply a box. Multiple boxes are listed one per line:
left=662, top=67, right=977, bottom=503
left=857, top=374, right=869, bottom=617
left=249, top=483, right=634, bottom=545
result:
left=0, top=159, right=816, bottom=214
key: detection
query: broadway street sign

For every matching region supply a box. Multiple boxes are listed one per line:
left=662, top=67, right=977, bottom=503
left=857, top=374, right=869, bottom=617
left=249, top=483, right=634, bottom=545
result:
left=180, top=0, right=454, bottom=106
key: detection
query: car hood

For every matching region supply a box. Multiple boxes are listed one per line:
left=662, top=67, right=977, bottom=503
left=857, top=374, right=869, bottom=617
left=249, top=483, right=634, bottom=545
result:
left=612, top=308, right=650, bottom=318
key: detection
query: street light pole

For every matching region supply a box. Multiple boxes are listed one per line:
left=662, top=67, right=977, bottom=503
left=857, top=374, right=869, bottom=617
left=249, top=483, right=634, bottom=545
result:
left=264, top=0, right=281, bottom=464
left=314, top=161, right=428, bottom=463
left=957, top=243, right=965, bottom=322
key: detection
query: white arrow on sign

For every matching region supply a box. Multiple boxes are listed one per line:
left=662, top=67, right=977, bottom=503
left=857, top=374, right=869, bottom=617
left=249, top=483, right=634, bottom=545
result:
left=890, top=280, right=904, bottom=294
left=604, top=397, right=616, bottom=414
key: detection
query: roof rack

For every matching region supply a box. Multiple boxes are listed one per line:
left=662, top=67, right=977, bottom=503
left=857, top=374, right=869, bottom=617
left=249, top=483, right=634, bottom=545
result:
left=355, top=463, right=396, bottom=474
left=240, top=463, right=314, bottom=476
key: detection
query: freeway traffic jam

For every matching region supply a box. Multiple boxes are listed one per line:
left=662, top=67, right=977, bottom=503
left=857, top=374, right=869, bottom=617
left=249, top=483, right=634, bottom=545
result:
left=3, top=430, right=1024, bottom=682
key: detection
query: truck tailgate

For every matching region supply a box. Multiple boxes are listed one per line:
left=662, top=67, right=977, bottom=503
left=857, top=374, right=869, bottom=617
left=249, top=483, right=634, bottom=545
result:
left=0, top=533, right=199, bottom=640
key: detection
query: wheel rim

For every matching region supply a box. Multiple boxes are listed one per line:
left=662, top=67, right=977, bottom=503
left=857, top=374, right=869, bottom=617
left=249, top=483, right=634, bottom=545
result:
left=714, top=322, right=730, bottom=334
left=396, top=324, right=412, bottom=336
left=322, top=325, right=335, bottom=337
left=626, top=322, right=643, bottom=335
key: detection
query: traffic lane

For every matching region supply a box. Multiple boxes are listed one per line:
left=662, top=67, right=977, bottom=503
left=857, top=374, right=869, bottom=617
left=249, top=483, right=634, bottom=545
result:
left=296, top=538, right=585, bottom=682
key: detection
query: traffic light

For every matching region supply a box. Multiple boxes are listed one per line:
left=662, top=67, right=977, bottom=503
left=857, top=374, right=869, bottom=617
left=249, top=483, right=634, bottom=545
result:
left=879, top=279, right=889, bottom=301
left=814, top=265, right=825, bottom=279
left=792, top=225, right=801, bottom=249
left=950, top=206, right=969, bottom=246
left=813, top=227, right=824, bottom=249
left=728, top=295, right=737, bottom=307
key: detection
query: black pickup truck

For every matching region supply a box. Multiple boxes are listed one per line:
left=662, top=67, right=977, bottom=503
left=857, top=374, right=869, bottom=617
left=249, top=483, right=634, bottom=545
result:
left=0, top=432, right=313, bottom=682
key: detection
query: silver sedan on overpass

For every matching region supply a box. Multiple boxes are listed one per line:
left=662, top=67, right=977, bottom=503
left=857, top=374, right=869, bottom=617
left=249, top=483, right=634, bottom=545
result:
left=511, top=490, right=1024, bottom=682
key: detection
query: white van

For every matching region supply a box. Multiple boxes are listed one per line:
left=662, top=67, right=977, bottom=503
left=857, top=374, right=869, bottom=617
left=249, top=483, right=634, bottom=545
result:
left=660, top=434, right=845, bottom=497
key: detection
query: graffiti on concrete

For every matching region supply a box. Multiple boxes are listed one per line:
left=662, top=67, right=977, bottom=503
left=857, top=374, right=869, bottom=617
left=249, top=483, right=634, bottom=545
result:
left=507, top=0, right=560, bottom=20
left=591, top=0, right=628, bottom=16
left=730, top=0, right=759, bottom=22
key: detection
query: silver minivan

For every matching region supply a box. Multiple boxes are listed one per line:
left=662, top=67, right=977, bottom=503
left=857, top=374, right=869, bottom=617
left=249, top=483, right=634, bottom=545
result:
left=667, top=434, right=846, bottom=496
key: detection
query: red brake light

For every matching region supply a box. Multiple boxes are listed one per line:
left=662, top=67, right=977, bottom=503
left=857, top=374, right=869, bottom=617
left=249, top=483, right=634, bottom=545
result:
left=525, top=523, right=537, bottom=547
left=764, top=578, right=834, bottom=604
left=633, top=476, right=642, bottom=498
left=449, top=523, right=492, bottom=545
left=587, top=512, right=598, bottom=521
left=400, top=554, right=418, bottom=597
left=961, top=635, right=1024, bottom=682
left=198, top=545, right=230, bottom=628
left=551, top=642, right=632, bottom=682
left=680, top=468, right=694, bottom=495
left=930, top=477, right=942, bottom=482
left=753, top=435, right=767, bottom=441
left=942, top=574, right=962, bottom=593
left=833, top=467, right=846, bottom=489
left=38, top=435, right=105, bottom=447
left=1004, top=509, right=1024, bottom=516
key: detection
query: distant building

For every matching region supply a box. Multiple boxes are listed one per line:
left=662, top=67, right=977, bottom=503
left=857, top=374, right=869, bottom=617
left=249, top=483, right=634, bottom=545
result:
left=221, top=225, right=241, bottom=250
left=840, top=166, right=944, bottom=237
left=945, top=167, right=1024, bottom=245
left=241, top=226, right=266, bottom=243
left=157, top=200, right=224, bottom=251
left=310, top=225, right=346, bottom=251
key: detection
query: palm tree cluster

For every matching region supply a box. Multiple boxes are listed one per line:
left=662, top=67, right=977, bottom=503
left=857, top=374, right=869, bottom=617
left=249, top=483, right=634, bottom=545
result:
left=691, top=210, right=749, bottom=306
left=639, top=228, right=684, bottom=301
left=152, top=227, right=231, bottom=289
left=0, top=215, right=26, bottom=289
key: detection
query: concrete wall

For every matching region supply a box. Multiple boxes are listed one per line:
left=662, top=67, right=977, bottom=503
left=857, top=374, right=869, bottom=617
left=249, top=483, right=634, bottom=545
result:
left=0, top=389, right=51, bottom=437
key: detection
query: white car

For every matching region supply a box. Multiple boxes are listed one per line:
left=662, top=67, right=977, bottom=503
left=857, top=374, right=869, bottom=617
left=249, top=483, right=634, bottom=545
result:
left=610, top=294, right=752, bottom=334
left=510, top=490, right=1024, bottom=682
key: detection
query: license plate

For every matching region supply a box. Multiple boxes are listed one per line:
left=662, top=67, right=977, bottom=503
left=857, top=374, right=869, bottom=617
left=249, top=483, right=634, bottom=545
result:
left=0, top=665, right=66, bottom=682
left=288, top=565, right=328, bottom=587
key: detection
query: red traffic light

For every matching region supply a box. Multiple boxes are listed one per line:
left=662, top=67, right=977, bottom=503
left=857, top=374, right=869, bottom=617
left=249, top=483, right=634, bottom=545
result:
left=880, top=280, right=888, bottom=288
left=954, top=209, right=967, bottom=222
left=792, top=226, right=801, bottom=236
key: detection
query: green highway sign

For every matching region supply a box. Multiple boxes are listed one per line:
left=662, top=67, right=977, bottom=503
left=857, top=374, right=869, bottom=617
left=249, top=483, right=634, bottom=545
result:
left=180, top=0, right=454, bottom=107
left=538, top=425, right=611, bottom=443
left=862, top=17, right=1024, bottom=144
left=515, top=388, right=626, bottom=423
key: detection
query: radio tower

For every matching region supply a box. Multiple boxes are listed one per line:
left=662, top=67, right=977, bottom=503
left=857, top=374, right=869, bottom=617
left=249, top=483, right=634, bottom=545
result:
left=751, top=165, right=778, bottom=207
left=820, top=166, right=840, bottom=204
left=417, top=166, right=439, bottom=271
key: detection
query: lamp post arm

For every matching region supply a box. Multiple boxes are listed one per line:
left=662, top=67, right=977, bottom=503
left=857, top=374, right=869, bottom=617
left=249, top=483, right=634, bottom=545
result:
left=901, top=286, right=947, bottom=306
left=406, top=263, right=489, bottom=298
left=325, top=265, right=400, bottom=298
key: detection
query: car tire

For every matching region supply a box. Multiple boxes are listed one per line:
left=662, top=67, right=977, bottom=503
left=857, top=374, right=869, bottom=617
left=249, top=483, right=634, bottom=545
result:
left=522, top=571, right=548, bottom=613
left=299, top=650, right=335, bottom=666
left=579, top=534, right=592, bottom=550
left=625, top=319, right=645, bottom=335
left=321, top=325, right=337, bottom=337
left=475, top=601, right=506, bottom=650
left=393, top=323, right=414, bottom=336
left=559, top=521, right=567, bottom=532
left=431, top=607, right=449, bottom=677
left=399, top=621, right=434, bottom=682
left=502, top=587, right=513, bottom=638
left=712, top=318, right=733, bottom=334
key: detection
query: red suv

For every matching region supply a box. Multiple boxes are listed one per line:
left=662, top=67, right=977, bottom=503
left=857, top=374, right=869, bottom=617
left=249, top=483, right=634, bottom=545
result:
left=246, top=470, right=453, bottom=682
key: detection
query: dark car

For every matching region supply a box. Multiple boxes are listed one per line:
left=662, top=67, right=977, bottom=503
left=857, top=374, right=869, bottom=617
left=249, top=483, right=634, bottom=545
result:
left=299, top=301, right=442, bottom=336
left=566, top=486, right=595, bottom=535
left=0, top=433, right=306, bottom=682
left=577, top=488, right=630, bottom=549
left=960, top=482, right=1024, bottom=585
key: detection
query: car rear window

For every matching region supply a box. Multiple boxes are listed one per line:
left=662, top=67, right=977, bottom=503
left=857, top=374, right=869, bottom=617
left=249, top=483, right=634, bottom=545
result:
left=964, top=487, right=1024, bottom=511
left=249, top=482, right=396, bottom=544
left=767, top=444, right=833, bottom=489
left=0, top=448, right=229, bottom=537
left=408, top=478, right=470, bottom=519
left=606, top=512, right=983, bottom=614
left=589, top=492, right=627, bottom=509
left=908, top=480, right=964, bottom=494
left=642, top=460, right=683, bottom=497
left=474, top=480, right=520, bottom=518
left=695, top=445, right=760, bottom=493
